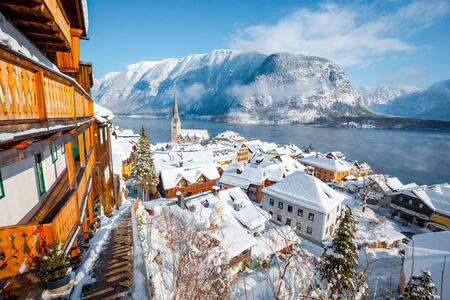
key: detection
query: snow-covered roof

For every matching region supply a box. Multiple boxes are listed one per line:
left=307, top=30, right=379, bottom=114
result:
left=299, top=156, right=352, bottom=171
left=386, top=177, right=405, bottom=191
left=213, top=131, right=245, bottom=142
left=412, top=184, right=450, bottom=215
left=219, top=188, right=270, bottom=231
left=114, top=129, right=139, bottom=138
left=251, top=226, right=299, bottom=260
left=118, top=139, right=136, bottom=159
left=262, top=171, right=346, bottom=214
left=94, top=103, right=114, bottom=123
left=404, top=232, right=450, bottom=299
left=219, top=165, right=268, bottom=189
left=160, top=162, right=220, bottom=190
left=180, top=129, right=209, bottom=139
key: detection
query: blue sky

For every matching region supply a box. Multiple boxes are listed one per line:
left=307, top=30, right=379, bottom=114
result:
left=80, top=0, right=450, bottom=88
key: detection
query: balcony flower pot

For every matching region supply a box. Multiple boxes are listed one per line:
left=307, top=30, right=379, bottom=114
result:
left=39, top=241, right=70, bottom=294
left=46, top=272, right=71, bottom=294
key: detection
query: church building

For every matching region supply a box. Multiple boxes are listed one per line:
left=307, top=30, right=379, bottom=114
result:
left=171, top=90, right=209, bottom=144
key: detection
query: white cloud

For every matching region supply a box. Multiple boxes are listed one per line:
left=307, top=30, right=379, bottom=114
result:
left=228, top=1, right=448, bottom=67
left=378, top=66, right=428, bottom=85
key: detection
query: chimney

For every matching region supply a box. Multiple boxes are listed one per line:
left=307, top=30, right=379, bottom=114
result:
left=176, top=191, right=185, bottom=209
left=212, top=186, right=219, bottom=197
left=179, top=160, right=184, bottom=167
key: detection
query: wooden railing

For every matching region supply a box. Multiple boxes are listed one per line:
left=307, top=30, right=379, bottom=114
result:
left=0, top=148, right=95, bottom=280
left=42, top=0, right=71, bottom=48
left=0, top=47, right=93, bottom=133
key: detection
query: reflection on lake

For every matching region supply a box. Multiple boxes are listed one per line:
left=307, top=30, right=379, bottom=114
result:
left=113, top=116, right=450, bottom=186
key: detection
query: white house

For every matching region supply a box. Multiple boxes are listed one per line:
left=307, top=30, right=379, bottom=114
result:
left=262, top=171, right=346, bottom=245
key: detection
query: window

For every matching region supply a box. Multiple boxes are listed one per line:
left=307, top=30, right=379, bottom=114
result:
left=61, top=145, right=66, bottom=155
left=323, top=176, right=326, bottom=180
left=327, top=213, right=330, bottom=221
left=307, top=227, right=313, bottom=235
left=177, top=181, right=186, bottom=188
left=409, top=200, right=413, bottom=205
left=324, top=170, right=327, bottom=174
left=99, top=127, right=104, bottom=145
left=399, top=197, right=403, bottom=201
left=288, top=205, right=293, bottom=213
left=35, top=154, right=46, bottom=197
left=308, top=212, right=315, bottom=221
left=286, top=218, right=291, bottom=226
left=325, top=226, right=329, bottom=235
left=296, top=222, right=302, bottom=231
left=277, top=214, right=282, bottom=223
left=51, top=147, right=58, bottom=163
left=336, top=205, right=340, bottom=212
left=269, top=211, right=273, bottom=217
left=269, top=198, right=274, bottom=206
left=197, top=177, right=205, bottom=184
left=298, top=209, right=303, bottom=217
left=133, top=189, right=138, bottom=194
left=278, top=201, right=283, bottom=210
left=419, top=203, right=423, bottom=208
left=0, top=170, right=5, bottom=199
left=330, top=172, right=334, bottom=176
left=104, top=127, right=108, bottom=141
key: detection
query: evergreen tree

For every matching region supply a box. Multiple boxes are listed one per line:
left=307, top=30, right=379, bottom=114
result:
left=315, top=206, right=366, bottom=299
left=398, top=269, right=440, bottom=300
left=131, top=126, right=159, bottom=201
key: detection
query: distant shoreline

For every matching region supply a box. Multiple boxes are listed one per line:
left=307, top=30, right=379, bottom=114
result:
left=115, top=114, right=450, bottom=132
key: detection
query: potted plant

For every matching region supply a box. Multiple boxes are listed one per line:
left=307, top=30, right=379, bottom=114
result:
left=39, top=241, right=71, bottom=294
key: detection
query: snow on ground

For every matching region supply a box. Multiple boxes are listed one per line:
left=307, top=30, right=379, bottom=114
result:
left=70, top=198, right=132, bottom=300
left=358, top=248, right=403, bottom=299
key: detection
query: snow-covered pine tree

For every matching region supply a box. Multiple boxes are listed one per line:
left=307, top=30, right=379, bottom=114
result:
left=315, top=206, right=366, bottom=299
left=131, top=126, right=159, bottom=201
left=398, top=269, right=440, bottom=300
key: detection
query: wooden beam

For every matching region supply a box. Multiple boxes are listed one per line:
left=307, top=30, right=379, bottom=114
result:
left=33, top=131, right=61, bottom=141
left=0, top=0, right=42, bottom=10
left=0, top=139, right=29, bottom=149
left=25, top=27, right=60, bottom=37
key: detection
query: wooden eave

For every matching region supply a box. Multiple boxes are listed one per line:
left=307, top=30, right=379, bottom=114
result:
left=60, top=0, right=87, bottom=37
left=0, top=0, right=71, bottom=53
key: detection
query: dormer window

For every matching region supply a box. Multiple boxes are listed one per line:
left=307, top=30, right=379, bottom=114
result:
left=197, top=176, right=205, bottom=184
left=177, top=181, right=186, bottom=188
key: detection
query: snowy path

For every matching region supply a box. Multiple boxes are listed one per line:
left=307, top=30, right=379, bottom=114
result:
left=70, top=200, right=132, bottom=300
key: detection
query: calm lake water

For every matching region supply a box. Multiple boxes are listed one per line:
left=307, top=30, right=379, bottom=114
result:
left=113, top=116, right=450, bottom=186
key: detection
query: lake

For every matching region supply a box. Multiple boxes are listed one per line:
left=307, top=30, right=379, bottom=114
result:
left=113, top=116, right=450, bottom=186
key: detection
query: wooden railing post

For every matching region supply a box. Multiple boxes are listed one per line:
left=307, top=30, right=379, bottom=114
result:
left=65, top=142, right=77, bottom=189
left=34, top=71, right=47, bottom=125
left=77, top=133, right=85, bottom=167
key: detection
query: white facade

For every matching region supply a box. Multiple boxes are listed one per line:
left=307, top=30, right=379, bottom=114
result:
left=262, top=193, right=341, bottom=245
left=0, top=157, right=41, bottom=226
left=261, top=171, right=345, bottom=245
left=0, top=146, right=67, bottom=227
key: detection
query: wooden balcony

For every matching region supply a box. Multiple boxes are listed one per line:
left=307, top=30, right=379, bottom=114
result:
left=0, top=146, right=95, bottom=280
left=229, top=249, right=251, bottom=267
left=0, top=0, right=71, bottom=52
left=0, top=46, right=93, bottom=137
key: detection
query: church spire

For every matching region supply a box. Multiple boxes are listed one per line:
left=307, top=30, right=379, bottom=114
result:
left=173, top=88, right=179, bottom=118
left=171, top=87, right=181, bottom=143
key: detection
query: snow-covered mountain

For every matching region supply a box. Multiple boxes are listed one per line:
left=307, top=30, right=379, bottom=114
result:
left=369, top=80, right=450, bottom=121
left=357, top=85, right=423, bottom=109
left=92, top=50, right=374, bottom=123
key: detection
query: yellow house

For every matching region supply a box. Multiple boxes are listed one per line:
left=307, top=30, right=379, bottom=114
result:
left=299, top=155, right=352, bottom=182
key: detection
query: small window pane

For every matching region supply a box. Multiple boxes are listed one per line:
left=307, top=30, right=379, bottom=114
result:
left=278, top=202, right=283, bottom=209
left=288, top=205, right=293, bottom=213
left=298, top=209, right=303, bottom=217
left=308, top=213, right=315, bottom=221
left=269, top=198, right=274, bottom=206
left=307, top=227, right=313, bottom=234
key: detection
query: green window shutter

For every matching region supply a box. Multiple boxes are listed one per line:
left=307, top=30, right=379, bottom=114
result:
left=51, top=147, right=58, bottom=163
left=35, top=154, right=46, bottom=197
left=0, top=169, right=5, bottom=200
left=83, top=132, right=87, bottom=158
left=61, top=144, right=66, bottom=155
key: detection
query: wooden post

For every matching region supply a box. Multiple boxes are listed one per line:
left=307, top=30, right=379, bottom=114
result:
left=78, top=133, right=85, bottom=166
left=65, top=142, right=77, bottom=189
left=87, top=191, right=94, bottom=224
left=34, top=71, right=47, bottom=124
left=82, top=216, right=89, bottom=242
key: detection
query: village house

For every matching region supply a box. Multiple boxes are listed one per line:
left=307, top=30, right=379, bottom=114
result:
left=220, top=165, right=269, bottom=203
left=0, top=0, right=117, bottom=293
left=350, top=161, right=373, bottom=177
left=262, top=171, right=346, bottom=245
left=391, top=183, right=450, bottom=231
left=211, top=131, right=249, bottom=163
left=299, top=154, right=352, bottom=182
left=325, top=151, right=346, bottom=160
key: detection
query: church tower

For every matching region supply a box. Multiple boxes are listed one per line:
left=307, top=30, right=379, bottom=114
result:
left=171, top=89, right=181, bottom=143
